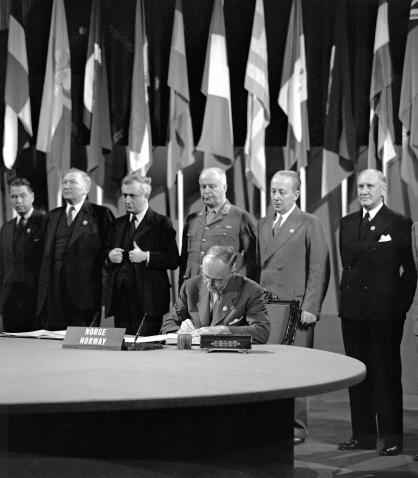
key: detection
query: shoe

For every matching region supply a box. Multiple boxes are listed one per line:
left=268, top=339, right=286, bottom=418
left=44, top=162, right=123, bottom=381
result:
left=293, top=436, right=305, bottom=445
left=378, top=444, right=402, bottom=456
left=338, top=438, right=375, bottom=450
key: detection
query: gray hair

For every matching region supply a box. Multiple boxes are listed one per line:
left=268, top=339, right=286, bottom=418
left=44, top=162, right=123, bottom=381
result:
left=122, top=172, right=152, bottom=197
left=358, top=168, right=387, bottom=186
left=199, top=167, right=227, bottom=186
left=62, top=168, right=91, bottom=193
left=203, top=245, right=237, bottom=268
left=271, top=170, right=301, bottom=192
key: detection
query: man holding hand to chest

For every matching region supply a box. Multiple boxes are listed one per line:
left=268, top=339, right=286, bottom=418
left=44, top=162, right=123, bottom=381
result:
left=105, top=173, right=179, bottom=336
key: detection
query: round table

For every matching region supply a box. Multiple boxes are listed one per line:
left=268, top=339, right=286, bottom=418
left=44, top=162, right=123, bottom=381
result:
left=0, top=338, right=365, bottom=477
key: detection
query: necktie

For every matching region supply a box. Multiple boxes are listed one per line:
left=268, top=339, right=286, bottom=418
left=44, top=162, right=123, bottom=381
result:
left=67, top=206, right=75, bottom=226
left=210, top=292, right=219, bottom=324
left=359, top=212, right=371, bottom=237
left=206, top=209, right=216, bottom=225
left=129, top=215, right=137, bottom=243
left=272, top=215, right=283, bottom=237
left=17, top=216, right=26, bottom=232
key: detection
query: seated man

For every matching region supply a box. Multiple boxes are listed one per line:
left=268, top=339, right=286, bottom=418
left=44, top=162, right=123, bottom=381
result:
left=162, top=246, right=270, bottom=344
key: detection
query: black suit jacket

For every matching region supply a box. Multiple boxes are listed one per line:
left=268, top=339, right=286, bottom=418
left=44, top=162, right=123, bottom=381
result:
left=0, top=210, right=45, bottom=312
left=339, top=205, right=416, bottom=321
left=105, top=208, right=179, bottom=316
left=37, top=200, right=114, bottom=314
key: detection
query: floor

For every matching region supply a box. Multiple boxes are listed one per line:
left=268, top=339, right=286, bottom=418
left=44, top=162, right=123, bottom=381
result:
left=295, top=391, right=418, bottom=478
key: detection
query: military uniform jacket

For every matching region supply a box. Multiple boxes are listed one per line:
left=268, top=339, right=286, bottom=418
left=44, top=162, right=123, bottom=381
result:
left=180, top=201, right=257, bottom=285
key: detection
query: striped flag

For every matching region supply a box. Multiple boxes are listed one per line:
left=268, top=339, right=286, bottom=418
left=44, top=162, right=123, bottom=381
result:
left=127, top=0, right=152, bottom=173
left=321, top=0, right=356, bottom=198
left=244, top=0, right=270, bottom=192
left=368, top=0, right=396, bottom=173
left=196, top=0, right=234, bottom=169
left=167, top=0, right=194, bottom=189
left=3, top=0, right=32, bottom=170
left=399, top=0, right=418, bottom=194
left=83, top=0, right=112, bottom=187
left=278, top=0, right=309, bottom=170
left=36, top=0, right=71, bottom=209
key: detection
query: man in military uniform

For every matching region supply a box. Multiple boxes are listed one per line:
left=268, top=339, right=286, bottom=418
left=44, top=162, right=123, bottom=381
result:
left=179, top=167, right=257, bottom=288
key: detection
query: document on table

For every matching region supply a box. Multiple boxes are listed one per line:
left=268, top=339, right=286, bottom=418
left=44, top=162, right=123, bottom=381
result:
left=0, top=329, right=67, bottom=340
left=124, top=333, right=200, bottom=345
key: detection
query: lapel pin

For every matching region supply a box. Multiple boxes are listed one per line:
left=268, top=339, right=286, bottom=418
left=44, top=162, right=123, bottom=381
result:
left=82, top=220, right=88, bottom=226
left=290, top=228, right=294, bottom=233
left=370, top=226, right=375, bottom=231
left=26, top=228, right=31, bottom=234
left=222, top=305, right=228, bottom=312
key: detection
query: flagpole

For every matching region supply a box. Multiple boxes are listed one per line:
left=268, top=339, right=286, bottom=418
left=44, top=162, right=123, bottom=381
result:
left=260, top=189, right=266, bottom=217
left=341, top=177, right=348, bottom=217
left=300, top=166, right=306, bottom=212
left=177, top=170, right=184, bottom=252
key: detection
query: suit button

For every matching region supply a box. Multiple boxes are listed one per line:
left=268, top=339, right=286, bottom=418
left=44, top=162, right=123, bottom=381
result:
left=348, top=266, right=351, bottom=269
left=364, top=286, right=368, bottom=290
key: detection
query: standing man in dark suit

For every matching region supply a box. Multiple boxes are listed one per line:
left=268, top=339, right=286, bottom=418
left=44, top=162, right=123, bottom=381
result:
left=179, top=167, right=257, bottom=288
left=105, top=173, right=179, bottom=335
left=0, top=178, right=45, bottom=332
left=256, top=170, right=330, bottom=444
left=37, top=168, right=114, bottom=330
left=338, top=169, right=416, bottom=456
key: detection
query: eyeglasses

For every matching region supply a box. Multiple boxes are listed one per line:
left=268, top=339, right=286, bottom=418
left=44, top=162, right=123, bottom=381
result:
left=201, top=271, right=230, bottom=286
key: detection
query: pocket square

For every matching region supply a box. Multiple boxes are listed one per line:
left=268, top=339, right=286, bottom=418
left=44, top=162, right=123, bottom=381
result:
left=378, top=234, right=392, bottom=242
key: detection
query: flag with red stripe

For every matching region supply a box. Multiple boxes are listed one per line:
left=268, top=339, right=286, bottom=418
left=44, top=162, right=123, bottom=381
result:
left=167, top=0, right=194, bottom=188
left=278, top=0, right=309, bottom=170
left=3, top=0, right=32, bottom=169
left=196, top=0, right=234, bottom=169
left=244, top=0, right=270, bottom=192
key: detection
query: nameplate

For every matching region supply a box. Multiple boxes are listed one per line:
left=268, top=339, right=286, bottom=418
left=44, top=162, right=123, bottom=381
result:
left=200, top=334, right=252, bottom=353
left=62, top=327, right=126, bottom=350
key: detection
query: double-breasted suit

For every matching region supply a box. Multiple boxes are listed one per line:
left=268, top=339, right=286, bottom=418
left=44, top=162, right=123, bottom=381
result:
left=256, top=206, right=330, bottom=439
left=37, top=200, right=114, bottom=329
left=339, top=205, right=416, bottom=447
left=162, top=274, right=270, bottom=344
left=257, top=207, right=330, bottom=315
left=0, top=210, right=45, bottom=332
left=105, top=208, right=179, bottom=335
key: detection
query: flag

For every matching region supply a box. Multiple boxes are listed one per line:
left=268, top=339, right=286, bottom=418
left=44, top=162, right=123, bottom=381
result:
left=167, top=0, right=194, bottom=188
left=368, top=0, right=396, bottom=172
left=399, top=0, right=418, bottom=194
left=244, top=0, right=270, bottom=192
left=127, top=0, right=152, bottom=173
left=278, top=0, right=309, bottom=170
left=36, top=0, right=71, bottom=209
left=3, top=0, right=32, bottom=169
left=83, top=0, right=112, bottom=187
left=196, top=0, right=234, bottom=169
left=321, top=0, right=356, bottom=198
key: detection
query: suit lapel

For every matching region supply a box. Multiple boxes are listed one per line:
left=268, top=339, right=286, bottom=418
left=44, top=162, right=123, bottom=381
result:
left=351, top=206, right=392, bottom=262
left=263, top=208, right=303, bottom=263
left=46, top=208, right=64, bottom=252
left=18, top=212, right=41, bottom=251
left=133, top=208, right=153, bottom=241
left=5, top=221, right=15, bottom=260
left=211, top=288, right=239, bottom=326
left=68, top=200, right=94, bottom=247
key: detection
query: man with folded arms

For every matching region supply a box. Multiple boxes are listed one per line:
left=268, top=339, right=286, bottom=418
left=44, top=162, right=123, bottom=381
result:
left=338, top=169, right=416, bottom=456
left=162, top=245, right=270, bottom=344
